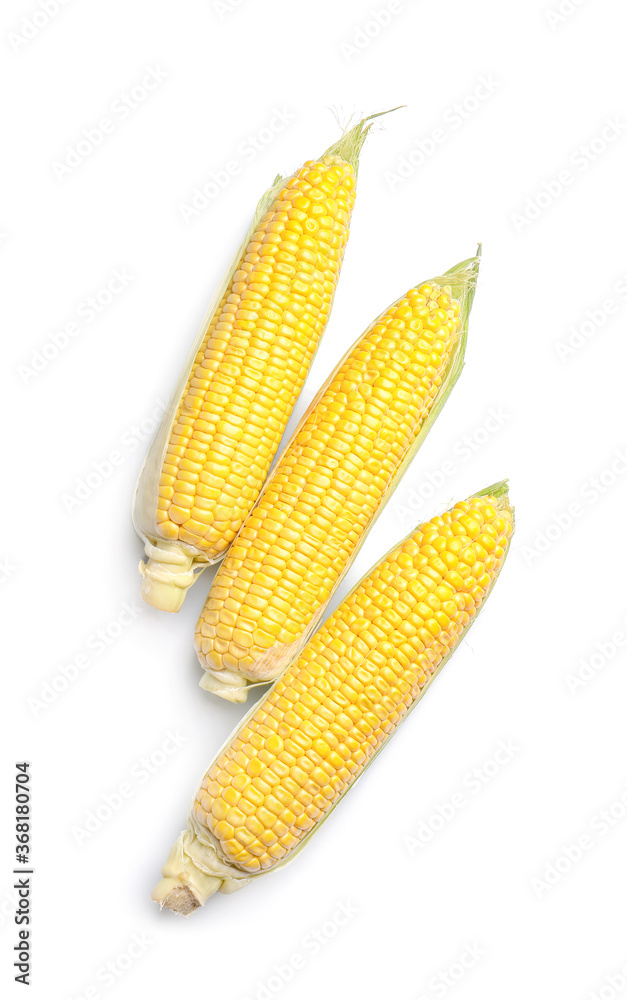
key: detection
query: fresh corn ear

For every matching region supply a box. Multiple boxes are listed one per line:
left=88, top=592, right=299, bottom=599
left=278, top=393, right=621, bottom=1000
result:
left=153, top=483, right=514, bottom=913
left=134, top=113, right=392, bottom=613
left=195, top=250, right=480, bottom=701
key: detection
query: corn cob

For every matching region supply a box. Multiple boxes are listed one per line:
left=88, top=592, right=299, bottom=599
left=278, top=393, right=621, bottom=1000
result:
left=134, top=114, right=389, bottom=613
left=153, top=483, right=514, bottom=913
left=195, top=251, right=480, bottom=701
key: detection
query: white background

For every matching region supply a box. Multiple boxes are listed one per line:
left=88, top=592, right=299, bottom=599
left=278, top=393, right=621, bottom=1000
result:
left=3, top=1, right=627, bottom=998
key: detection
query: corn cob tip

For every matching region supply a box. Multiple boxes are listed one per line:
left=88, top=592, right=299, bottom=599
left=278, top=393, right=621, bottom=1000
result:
left=426, top=247, right=482, bottom=357
left=151, top=878, right=202, bottom=916
left=473, top=479, right=515, bottom=530
left=439, top=247, right=481, bottom=303
left=153, top=828, right=248, bottom=914
left=198, top=667, right=253, bottom=704
left=323, top=107, right=403, bottom=171
left=197, top=618, right=317, bottom=701
left=474, top=478, right=509, bottom=501
left=138, top=541, right=200, bottom=612
left=152, top=833, right=221, bottom=914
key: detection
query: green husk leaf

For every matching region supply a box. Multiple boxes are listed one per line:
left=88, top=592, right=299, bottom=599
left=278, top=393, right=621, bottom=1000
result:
left=473, top=478, right=510, bottom=501
left=322, top=107, right=404, bottom=172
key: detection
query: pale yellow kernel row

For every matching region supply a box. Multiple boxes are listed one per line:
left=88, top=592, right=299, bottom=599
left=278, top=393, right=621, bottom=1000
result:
left=192, top=494, right=513, bottom=873
left=156, top=155, right=357, bottom=559
left=195, top=282, right=463, bottom=677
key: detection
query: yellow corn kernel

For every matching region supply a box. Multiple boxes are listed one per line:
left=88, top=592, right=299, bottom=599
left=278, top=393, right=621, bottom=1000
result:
left=152, top=484, right=514, bottom=912
left=134, top=115, right=387, bottom=613
left=196, top=253, right=480, bottom=699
